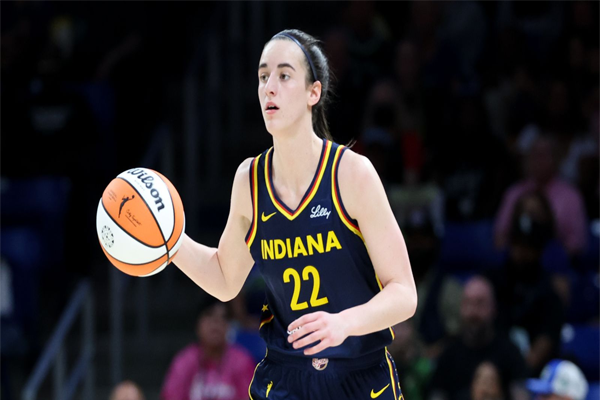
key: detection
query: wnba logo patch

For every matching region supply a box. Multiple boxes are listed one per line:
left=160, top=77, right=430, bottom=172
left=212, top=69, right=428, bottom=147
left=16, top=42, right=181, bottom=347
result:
left=312, top=358, right=328, bottom=371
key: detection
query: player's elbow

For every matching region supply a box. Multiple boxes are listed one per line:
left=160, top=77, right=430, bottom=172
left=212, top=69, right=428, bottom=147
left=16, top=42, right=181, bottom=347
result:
left=403, top=285, right=418, bottom=320
left=407, top=290, right=418, bottom=318
left=213, top=280, right=244, bottom=303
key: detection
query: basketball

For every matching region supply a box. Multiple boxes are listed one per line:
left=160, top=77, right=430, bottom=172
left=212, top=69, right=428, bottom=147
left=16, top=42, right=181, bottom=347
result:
left=96, top=167, right=185, bottom=277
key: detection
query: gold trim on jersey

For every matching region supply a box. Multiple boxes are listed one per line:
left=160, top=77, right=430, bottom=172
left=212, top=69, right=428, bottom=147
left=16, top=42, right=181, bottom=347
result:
left=385, top=348, right=399, bottom=399
left=265, top=140, right=332, bottom=221
left=246, top=154, right=262, bottom=249
left=248, top=350, right=268, bottom=400
left=259, top=315, right=274, bottom=329
left=332, top=146, right=396, bottom=341
left=331, top=145, right=364, bottom=241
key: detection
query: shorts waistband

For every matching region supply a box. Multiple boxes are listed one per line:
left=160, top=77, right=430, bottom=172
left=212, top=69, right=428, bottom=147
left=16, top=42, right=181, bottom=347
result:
left=266, top=348, right=385, bottom=373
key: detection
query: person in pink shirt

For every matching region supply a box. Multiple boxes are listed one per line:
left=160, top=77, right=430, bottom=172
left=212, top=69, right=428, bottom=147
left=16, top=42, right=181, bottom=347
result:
left=161, top=297, right=256, bottom=400
left=494, top=135, right=588, bottom=256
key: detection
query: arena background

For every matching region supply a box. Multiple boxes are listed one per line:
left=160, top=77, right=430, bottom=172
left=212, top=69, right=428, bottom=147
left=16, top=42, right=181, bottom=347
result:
left=1, top=1, right=598, bottom=400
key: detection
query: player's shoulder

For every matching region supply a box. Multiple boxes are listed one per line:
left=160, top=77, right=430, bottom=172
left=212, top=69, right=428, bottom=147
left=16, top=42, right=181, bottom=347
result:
left=335, top=146, right=385, bottom=218
left=237, top=157, right=255, bottom=174
left=337, top=146, right=379, bottom=184
left=231, top=157, right=255, bottom=186
left=234, top=149, right=269, bottom=176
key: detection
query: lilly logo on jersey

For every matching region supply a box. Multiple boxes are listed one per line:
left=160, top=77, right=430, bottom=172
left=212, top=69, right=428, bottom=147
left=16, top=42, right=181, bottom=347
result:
left=126, top=168, right=165, bottom=212
left=310, top=204, right=331, bottom=219
left=260, top=230, right=342, bottom=260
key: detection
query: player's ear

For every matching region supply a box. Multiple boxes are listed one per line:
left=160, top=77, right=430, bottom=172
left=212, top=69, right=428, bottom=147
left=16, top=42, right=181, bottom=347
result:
left=308, top=81, right=322, bottom=107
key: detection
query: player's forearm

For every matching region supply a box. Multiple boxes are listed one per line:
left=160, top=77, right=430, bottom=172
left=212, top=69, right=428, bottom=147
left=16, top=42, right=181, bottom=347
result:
left=173, top=234, right=235, bottom=301
left=339, top=281, right=417, bottom=337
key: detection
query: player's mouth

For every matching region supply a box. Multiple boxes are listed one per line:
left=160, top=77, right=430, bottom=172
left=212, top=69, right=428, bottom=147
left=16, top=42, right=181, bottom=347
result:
left=265, top=102, right=279, bottom=114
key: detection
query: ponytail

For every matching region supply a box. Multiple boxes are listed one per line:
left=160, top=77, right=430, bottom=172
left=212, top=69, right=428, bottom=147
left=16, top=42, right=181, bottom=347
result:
left=313, top=103, right=333, bottom=141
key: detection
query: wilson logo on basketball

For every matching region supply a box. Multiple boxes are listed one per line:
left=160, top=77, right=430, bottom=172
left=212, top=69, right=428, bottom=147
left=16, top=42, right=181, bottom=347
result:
left=126, top=168, right=165, bottom=212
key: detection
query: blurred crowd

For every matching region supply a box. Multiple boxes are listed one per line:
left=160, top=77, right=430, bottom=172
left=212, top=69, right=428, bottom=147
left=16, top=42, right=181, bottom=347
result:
left=1, top=1, right=598, bottom=400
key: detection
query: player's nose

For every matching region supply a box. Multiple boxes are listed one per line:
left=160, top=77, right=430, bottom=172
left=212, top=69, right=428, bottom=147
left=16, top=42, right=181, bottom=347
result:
left=265, top=74, right=277, bottom=97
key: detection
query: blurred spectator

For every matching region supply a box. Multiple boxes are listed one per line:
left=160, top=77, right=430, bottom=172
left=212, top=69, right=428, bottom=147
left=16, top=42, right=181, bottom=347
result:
left=326, top=0, right=393, bottom=146
left=358, top=79, right=403, bottom=185
left=388, top=179, right=444, bottom=249
left=540, top=79, right=579, bottom=147
left=390, top=38, right=435, bottom=190
left=161, top=296, right=255, bottom=400
left=407, top=0, right=459, bottom=93
left=504, top=64, right=542, bottom=150
left=526, top=359, right=589, bottom=400
left=471, top=361, right=505, bottom=400
left=501, top=190, right=573, bottom=307
left=567, top=86, right=599, bottom=220
left=392, top=38, right=425, bottom=139
left=439, top=1, right=488, bottom=85
left=558, top=96, right=599, bottom=188
left=486, top=198, right=566, bottom=375
left=405, top=0, right=461, bottom=146
left=495, top=2, right=565, bottom=65
left=385, top=37, right=445, bottom=226
left=110, top=380, right=146, bottom=400
left=432, top=94, right=513, bottom=221
left=397, top=209, right=461, bottom=358
left=494, top=135, right=588, bottom=256
left=340, top=0, right=393, bottom=89
left=429, top=276, right=528, bottom=400
left=388, top=320, right=433, bottom=400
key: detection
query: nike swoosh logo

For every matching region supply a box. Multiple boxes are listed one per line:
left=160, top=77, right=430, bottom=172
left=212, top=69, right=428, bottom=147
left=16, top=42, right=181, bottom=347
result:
left=261, top=211, right=277, bottom=222
left=371, top=384, right=390, bottom=399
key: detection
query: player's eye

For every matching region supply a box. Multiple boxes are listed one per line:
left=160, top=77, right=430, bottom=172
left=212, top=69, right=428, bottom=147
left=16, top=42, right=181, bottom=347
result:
left=280, top=73, right=290, bottom=80
left=259, top=73, right=268, bottom=82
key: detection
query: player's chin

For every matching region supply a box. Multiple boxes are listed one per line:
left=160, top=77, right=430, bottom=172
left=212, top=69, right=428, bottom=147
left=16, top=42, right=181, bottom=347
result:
left=263, top=119, right=290, bottom=135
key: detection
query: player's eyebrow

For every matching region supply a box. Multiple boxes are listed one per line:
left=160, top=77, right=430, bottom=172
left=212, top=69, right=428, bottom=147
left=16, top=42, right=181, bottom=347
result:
left=258, top=62, right=296, bottom=71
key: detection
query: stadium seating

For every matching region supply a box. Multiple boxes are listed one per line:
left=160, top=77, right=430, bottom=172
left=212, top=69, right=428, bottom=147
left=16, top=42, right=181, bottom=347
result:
left=438, top=219, right=504, bottom=272
left=561, top=323, right=600, bottom=381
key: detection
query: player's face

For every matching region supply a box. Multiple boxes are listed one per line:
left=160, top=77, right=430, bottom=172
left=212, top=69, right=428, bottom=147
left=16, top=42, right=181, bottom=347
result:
left=258, top=40, right=314, bottom=135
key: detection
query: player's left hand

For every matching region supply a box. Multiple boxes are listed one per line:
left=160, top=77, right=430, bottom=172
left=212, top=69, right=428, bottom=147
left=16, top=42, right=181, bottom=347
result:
left=287, top=311, right=348, bottom=356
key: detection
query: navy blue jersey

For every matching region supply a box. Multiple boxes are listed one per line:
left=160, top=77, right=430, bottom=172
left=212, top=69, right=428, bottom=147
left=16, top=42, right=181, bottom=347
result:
left=245, top=139, right=395, bottom=359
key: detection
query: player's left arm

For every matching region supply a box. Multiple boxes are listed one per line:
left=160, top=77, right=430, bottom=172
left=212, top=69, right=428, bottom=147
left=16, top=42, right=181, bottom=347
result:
left=288, top=150, right=417, bottom=355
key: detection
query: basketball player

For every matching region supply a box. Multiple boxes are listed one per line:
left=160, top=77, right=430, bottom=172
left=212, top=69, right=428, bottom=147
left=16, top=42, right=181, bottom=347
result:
left=174, top=29, right=417, bottom=400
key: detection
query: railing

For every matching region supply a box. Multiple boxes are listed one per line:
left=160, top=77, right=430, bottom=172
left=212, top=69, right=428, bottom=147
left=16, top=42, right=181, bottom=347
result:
left=21, top=280, right=94, bottom=400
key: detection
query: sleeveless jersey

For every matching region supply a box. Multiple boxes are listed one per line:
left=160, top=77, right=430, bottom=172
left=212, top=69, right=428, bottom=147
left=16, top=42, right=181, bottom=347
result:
left=244, top=139, right=395, bottom=359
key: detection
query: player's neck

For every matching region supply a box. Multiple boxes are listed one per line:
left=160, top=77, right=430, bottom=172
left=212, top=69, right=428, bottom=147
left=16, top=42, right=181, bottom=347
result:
left=271, top=129, right=323, bottom=197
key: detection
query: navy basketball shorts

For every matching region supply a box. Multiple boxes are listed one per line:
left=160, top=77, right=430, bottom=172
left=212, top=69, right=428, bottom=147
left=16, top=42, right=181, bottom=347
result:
left=248, top=348, right=403, bottom=400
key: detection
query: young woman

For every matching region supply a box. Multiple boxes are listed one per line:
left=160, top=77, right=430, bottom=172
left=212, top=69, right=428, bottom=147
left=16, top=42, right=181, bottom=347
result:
left=161, top=298, right=255, bottom=400
left=174, top=29, right=417, bottom=400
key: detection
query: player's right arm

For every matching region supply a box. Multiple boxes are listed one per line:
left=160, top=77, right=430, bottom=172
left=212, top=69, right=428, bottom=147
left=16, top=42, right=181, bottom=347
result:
left=173, top=158, right=255, bottom=302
